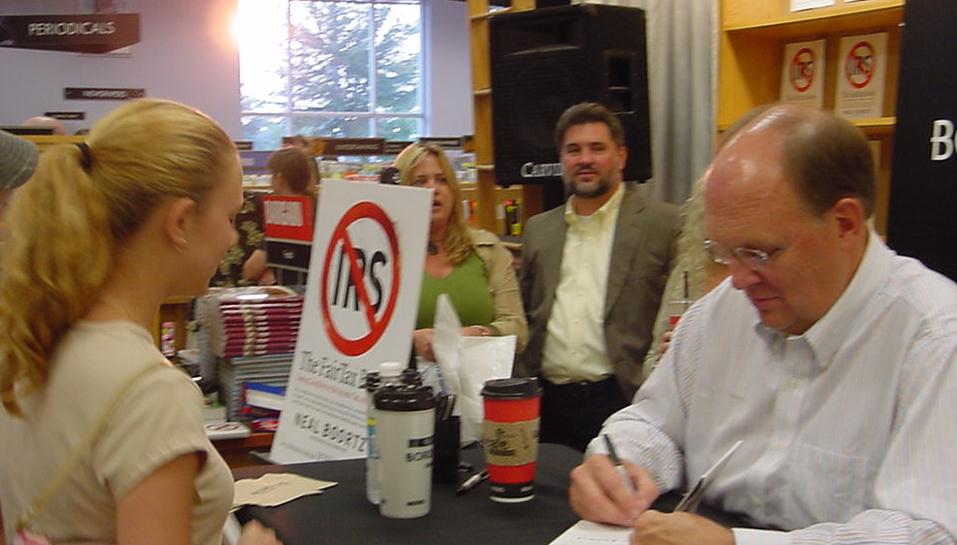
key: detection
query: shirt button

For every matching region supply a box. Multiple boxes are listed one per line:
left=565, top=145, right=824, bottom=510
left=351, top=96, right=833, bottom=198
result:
left=786, top=379, right=800, bottom=390
left=770, top=441, right=784, bottom=452
left=751, top=496, right=763, bottom=508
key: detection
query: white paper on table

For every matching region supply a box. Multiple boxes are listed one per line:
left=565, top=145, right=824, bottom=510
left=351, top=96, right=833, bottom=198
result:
left=549, top=520, right=632, bottom=545
left=232, top=473, right=338, bottom=510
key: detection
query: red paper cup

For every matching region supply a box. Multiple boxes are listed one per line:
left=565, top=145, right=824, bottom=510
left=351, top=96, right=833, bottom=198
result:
left=481, top=377, right=542, bottom=503
left=666, top=300, right=693, bottom=329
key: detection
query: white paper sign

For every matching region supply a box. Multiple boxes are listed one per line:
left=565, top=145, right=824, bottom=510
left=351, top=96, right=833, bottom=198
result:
left=836, top=32, right=889, bottom=119
left=790, top=0, right=834, bottom=11
left=780, top=39, right=826, bottom=108
left=270, top=180, right=432, bottom=463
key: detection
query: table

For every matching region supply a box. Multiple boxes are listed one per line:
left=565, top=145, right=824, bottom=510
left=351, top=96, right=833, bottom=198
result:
left=213, top=432, right=275, bottom=468
left=232, top=443, right=749, bottom=545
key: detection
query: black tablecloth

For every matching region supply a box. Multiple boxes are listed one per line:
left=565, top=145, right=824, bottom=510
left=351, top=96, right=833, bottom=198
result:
left=233, top=443, right=749, bottom=545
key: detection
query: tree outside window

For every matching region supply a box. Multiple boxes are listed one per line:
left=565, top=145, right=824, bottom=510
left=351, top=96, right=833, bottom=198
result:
left=238, top=0, right=423, bottom=150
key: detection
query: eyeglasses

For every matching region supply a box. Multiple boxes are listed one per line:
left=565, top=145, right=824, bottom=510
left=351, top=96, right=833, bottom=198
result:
left=703, top=239, right=783, bottom=270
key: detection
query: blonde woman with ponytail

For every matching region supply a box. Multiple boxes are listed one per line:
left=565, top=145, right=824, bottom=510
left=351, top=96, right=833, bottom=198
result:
left=0, top=99, right=280, bottom=545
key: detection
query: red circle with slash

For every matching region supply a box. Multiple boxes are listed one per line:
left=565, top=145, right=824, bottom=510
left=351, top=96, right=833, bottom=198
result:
left=320, top=201, right=400, bottom=356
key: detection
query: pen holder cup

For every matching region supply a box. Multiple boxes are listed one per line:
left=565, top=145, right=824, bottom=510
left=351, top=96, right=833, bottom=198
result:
left=432, top=415, right=460, bottom=483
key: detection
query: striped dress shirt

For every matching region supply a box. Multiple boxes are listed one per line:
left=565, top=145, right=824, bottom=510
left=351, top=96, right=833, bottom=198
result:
left=591, top=232, right=957, bottom=545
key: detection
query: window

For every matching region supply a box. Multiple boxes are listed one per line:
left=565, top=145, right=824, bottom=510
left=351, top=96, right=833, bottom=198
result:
left=237, top=0, right=423, bottom=150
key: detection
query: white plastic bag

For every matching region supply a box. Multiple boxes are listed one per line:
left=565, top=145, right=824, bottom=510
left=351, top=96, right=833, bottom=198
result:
left=432, top=295, right=515, bottom=444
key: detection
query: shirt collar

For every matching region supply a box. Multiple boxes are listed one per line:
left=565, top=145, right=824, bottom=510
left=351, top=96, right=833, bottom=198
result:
left=753, top=230, right=892, bottom=369
left=564, top=183, right=624, bottom=227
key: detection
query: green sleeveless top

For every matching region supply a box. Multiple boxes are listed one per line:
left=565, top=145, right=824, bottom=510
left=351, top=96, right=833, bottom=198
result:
left=416, top=251, right=495, bottom=329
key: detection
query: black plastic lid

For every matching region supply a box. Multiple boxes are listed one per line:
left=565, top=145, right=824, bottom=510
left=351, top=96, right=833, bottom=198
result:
left=374, top=384, right=435, bottom=411
left=364, top=371, right=381, bottom=392
left=480, top=377, right=542, bottom=399
left=400, top=368, right=423, bottom=387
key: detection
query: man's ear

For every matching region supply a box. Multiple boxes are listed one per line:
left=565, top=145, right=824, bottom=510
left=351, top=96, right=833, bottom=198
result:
left=616, top=145, right=628, bottom=174
left=830, top=197, right=866, bottom=243
left=162, top=197, right=197, bottom=251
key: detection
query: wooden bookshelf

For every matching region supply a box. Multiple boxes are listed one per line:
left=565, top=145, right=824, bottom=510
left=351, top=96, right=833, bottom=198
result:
left=467, top=0, right=543, bottom=236
left=718, top=0, right=904, bottom=235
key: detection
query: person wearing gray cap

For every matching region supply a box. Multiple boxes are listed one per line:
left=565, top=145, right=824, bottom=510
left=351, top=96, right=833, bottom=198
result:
left=0, top=129, right=39, bottom=224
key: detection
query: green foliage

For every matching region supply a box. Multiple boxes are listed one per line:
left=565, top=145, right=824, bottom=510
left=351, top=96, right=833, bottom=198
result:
left=239, top=0, right=423, bottom=146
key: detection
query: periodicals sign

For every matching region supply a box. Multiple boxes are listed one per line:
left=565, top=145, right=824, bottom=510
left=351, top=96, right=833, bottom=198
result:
left=0, top=13, right=139, bottom=54
left=270, top=180, right=431, bottom=463
left=835, top=32, right=889, bottom=119
left=780, top=39, right=826, bottom=108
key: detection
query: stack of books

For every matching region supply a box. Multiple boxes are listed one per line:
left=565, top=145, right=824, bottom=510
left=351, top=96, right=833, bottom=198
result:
left=219, top=354, right=292, bottom=422
left=195, top=286, right=302, bottom=424
left=241, top=381, right=285, bottom=432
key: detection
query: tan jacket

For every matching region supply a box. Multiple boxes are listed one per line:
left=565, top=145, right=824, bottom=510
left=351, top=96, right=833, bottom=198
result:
left=469, top=227, right=528, bottom=352
left=516, top=183, right=680, bottom=399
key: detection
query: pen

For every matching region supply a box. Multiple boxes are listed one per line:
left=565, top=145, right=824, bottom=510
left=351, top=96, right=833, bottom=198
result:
left=674, top=440, right=743, bottom=513
left=455, top=470, right=489, bottom=495
left=602, top=433, right=635, bottom=492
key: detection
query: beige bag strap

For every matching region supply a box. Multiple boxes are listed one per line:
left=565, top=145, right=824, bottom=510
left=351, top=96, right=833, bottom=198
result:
left=16, top=364, right=166, bottom=531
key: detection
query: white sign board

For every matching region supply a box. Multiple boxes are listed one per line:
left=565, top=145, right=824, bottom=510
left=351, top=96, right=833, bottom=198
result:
left=780, top=39, right=826, bottom=108
left=270, top=180, right=431, bottom=463
left=790, top=0, right=834, bottom=11
left=836, top=32, right=889, bottom=119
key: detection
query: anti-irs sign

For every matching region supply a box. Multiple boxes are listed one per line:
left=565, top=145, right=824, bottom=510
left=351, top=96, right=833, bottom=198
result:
left=270, top=180, right=431, bottom=463
left=780, top=39, right=825, bottom=108
left=320, top=201, right=401, bottom=356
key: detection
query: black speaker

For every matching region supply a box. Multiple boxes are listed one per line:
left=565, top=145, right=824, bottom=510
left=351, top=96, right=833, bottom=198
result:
left=490, top=4, right=651, bottom=189
left=887, top=0, right=957, bottom=281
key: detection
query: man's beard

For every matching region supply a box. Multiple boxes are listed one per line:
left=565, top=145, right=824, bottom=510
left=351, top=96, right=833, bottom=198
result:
left=565, top=172, right=614, bottom=198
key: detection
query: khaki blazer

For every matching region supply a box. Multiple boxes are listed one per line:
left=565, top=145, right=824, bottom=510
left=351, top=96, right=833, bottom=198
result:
left=516, top=183, right=679, bottom=399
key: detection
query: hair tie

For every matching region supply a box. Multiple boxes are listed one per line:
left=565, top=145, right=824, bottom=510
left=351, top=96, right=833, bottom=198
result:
left=75, top=142, right=93, bottom=171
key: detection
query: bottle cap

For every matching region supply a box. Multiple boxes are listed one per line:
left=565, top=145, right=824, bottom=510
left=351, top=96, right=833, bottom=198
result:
left=379, top=361, right=403, bottom=379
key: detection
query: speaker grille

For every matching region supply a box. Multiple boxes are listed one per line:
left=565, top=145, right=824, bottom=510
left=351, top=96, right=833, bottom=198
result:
left=493, top=51, right=587, bottom=183
left=489, top=5, right=650, bottom=187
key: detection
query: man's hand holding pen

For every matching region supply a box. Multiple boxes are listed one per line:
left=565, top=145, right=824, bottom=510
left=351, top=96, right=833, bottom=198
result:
left=568, top=450, right=659, bottom=527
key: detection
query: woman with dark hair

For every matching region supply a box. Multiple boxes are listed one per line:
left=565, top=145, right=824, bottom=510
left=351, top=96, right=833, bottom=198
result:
left=239, top=146, right=318, bottom=286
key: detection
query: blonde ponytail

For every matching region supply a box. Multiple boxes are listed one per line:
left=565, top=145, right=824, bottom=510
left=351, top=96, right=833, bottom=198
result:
left=0, top=98, right=233, bottom=415
left=0, top=145, right=112, bottom=414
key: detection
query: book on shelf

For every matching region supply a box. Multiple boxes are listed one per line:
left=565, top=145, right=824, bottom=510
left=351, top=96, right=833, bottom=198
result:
left=218, top=356, right=293, bottom=421
left=780, top=39, right=826, bottom=108
left=243, top=381, right=287, bottom=412
left=835, top=32, right=889, bottom=120
left=195, top=286, right=304, bottom=370
left=242, top=405, right=282, bottom=433
left=204, top=421, right=251, bottom=441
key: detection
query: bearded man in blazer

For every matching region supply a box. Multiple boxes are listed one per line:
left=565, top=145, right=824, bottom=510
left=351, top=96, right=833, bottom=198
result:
left=517, top=102, right=679, bottom=451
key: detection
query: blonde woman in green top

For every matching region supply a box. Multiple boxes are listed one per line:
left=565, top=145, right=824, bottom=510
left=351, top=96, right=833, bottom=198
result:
left=394, top=144, right=527, bottom=362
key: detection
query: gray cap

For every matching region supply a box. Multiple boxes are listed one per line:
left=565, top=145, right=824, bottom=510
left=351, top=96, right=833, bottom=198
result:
left=0, top=129, right=40, bottom=191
